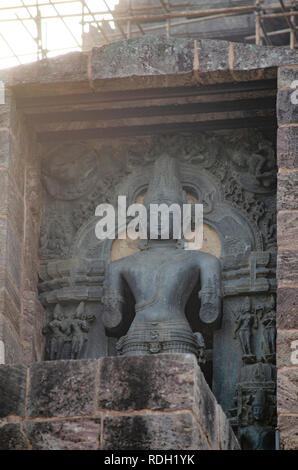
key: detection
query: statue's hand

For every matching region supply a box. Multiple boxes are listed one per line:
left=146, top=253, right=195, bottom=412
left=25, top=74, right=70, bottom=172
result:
left=199, top=296, right=221, bottom=324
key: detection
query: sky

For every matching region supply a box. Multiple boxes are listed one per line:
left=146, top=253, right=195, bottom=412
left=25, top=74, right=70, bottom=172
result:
left=0, top=0, right=119, bottom=69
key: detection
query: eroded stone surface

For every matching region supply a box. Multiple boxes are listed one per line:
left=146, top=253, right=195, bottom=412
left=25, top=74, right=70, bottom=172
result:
left=278, top=415, right=298, bottom=450
left=277, top=368, right=298, bottom=414
left=277, top=90, right=298, bottom=124
left=277, top=330, right=298, bottom=368
left=277, top=212, right=298, bottom=248
left=102, top=412, right=209, bottom=450
left=277, top=250, right=298, bottom=284
left=216, top=404, right=240, bottom=450
left=277, top=171, right=298, bottom=211
left=277, top=288, right=298, bottom=329
left=0, top=364, right=26, bottom=418
left=277, top=127, right=298, bottom=169
left=194, top=365, right=218, bottom=449
left=10, top=52, right=89, bottom=86
left=23, top=418, right=101, bottom=450
left=278, top=65, right=298, bottom=89
left=27, top=360, right=97, bottom=418
left=0, top=423, right=28, bottom=450
left=98, top=354, right=196, bottom=412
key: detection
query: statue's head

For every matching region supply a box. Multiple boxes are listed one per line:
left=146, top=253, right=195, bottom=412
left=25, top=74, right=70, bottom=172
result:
left=252, top=390, right=266, bottom=422
left=143, top=154, right=187, bottom=240
left=53, top=304, right=63, bottom=321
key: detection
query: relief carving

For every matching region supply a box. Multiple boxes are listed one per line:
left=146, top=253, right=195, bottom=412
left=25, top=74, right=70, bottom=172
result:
left=39, top=131, right=277, bottom=449
left=43, top=301, right=95, bottom=360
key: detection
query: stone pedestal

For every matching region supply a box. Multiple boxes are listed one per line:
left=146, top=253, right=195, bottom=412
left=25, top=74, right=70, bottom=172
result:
left=0, top=354, right=239, bottom=450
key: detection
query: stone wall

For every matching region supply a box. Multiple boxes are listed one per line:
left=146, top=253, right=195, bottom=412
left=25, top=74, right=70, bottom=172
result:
left=276, top=66, right=298, bottom=450
left=0, top=354, right=239, bottom=450
left=0, top=73, right=45, bottom=365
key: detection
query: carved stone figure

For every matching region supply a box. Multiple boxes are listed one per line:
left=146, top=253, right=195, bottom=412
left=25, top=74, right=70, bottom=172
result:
left=70, top=302, right=95, bottom=359
left=260, top=296, right=276, bottom=363
left=42, top=143, right=99, bottom=200
left=43, top=304, right=68, bottom=360
left=40, top=220, right=68, bottom=258
left=43, top=302, right=95, bottom=360
left=103, top=155, right=222, bottom=361
left=238, top=389, right=275, bottom=450
left=233, top=297, right=258, bottom=363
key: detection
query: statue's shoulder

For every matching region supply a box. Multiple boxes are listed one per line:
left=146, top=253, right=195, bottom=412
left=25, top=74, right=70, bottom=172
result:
left=109, top=252, right=140, bottom=271
left=189, top=249, right=219, bottom=262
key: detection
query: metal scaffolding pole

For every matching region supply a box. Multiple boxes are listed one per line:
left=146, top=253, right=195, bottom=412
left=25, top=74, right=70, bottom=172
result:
left=0, top=1, right=297, bottom=68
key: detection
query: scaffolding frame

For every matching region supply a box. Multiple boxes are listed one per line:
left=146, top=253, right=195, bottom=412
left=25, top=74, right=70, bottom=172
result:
left=0, top=0, right=297, bottom=68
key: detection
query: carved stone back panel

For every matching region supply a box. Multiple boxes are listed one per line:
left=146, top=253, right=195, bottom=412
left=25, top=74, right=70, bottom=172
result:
left=39, top=130, right=277, bottom=449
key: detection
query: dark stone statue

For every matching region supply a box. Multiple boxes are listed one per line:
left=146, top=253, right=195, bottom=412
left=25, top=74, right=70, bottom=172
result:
left=238, top=389, right=275, bottom=450
left=103, top=155, right=222, bottom=361
left=233, top=297, right=258, bottom=364
left=43, top=301, right=95, bottom=360
left=260, top=296, right=276, bottom=363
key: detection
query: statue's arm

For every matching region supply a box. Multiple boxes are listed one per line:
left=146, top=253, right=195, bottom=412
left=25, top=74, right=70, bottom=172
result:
left=197, top=253, right=222, bottom=326
left=233, top=317, right=241, bottom=338
left=102, top=263, right=125, bottom=331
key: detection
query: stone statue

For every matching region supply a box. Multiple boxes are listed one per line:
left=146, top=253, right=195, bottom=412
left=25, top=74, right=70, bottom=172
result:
left=238, top=389, right=275, bottom=450
left=43, top=303, right=68, bottom=360
left=104, top=155, right=222, bottom=361
left=70, top=301, right=95, bottom=359
left=43, top=302, right=95, bottom=360
left=260, top=296, right=276, bottom=363
left=233, top=297, right=258, bottom=363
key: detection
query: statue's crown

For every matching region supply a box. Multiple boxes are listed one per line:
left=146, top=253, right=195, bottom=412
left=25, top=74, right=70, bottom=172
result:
left=253, top=389, right=266, bottom=407
left=144, top=154, right=187, bottom=207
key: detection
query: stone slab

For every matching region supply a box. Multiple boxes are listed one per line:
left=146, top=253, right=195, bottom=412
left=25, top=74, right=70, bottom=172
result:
left=23, top=418, right=101, bottom=450
left=0, top=364, right=27, bottom=419
left=27, top=359, right=97, bottom=418
left=98, top=354, right=196, bottom=412
left=102, top=412, right=209, bottom=450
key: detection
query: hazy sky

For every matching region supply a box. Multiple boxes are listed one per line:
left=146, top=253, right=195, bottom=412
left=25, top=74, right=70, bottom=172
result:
left=0, top=0, right=119, bottom=69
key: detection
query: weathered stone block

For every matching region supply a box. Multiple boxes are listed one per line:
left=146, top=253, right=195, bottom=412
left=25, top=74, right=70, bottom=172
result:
left=27, top=359, right=97, bottom=418
left=22, top=291, right=46, bottom=364
left=194, top=39, right=231, bottom=84
left=91, top=36, right=193, bottom=82
left=277, top=368, right=298, bottom=414
left=278, top=65, right=298, bottom=89
left=0, top=169, right=24, bottom=239
left=277, top=287, right=298, bottom=329
left=277, top=212, right=298, bottom=247
left=0, top=315, right=21, bottom=364
left=277, top=250, right=298, bottom=284
left=277, top=89, right=298, bottom=124
left=0, top=364, right=27, bottom=418
left=98, top=354, right=196, bottom=412
left=233, top=43, right=298, bottom=72
left=277, top=330, right=298, bottom=368
left=23, top=418, right=101, bottom=450
left=10, top=52, right=89, bottom=87
left=0, top=217, right=22, bottom=290
left=0, top=285, right=21, bottom=336
left=0, top=129, right=10, bottom=168
left=0, top=423, right=28, bottom=450
left=277, top=127, right=298, bottom=168
left=278, top=415, right=298, bottom=450
left=277, top=171, right=298, bottom=211
left=216, top=404, right=240, bottom=450
left=102, top=412, right=209, bottom=450
left=194, top=365, right=218, bottom=449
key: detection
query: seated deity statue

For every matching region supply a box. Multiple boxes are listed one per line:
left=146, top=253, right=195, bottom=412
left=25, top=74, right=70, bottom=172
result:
left=103, top=155, right=222, bottom=360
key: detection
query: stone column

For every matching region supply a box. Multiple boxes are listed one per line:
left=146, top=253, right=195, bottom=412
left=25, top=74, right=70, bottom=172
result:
left=276, top=66, right=298, bottom=450
left=0, top=73, right=45, bottom=365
